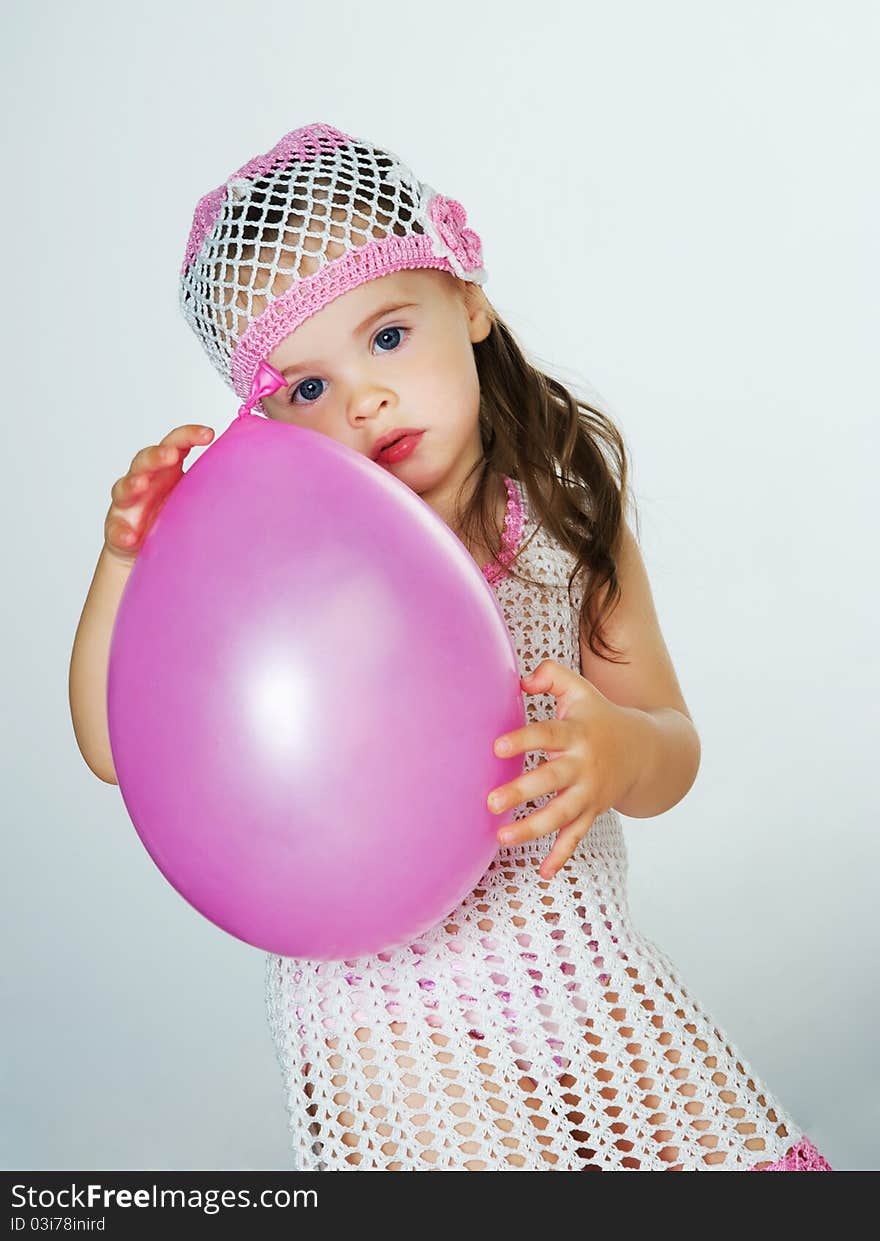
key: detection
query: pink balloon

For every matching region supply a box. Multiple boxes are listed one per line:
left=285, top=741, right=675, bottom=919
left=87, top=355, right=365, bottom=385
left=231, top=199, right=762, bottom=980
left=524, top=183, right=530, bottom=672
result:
left=107, top=412, right=525, bottom=959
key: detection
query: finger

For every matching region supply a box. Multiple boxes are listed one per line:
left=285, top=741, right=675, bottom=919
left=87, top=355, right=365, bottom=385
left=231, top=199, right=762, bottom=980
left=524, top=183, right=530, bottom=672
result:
left=150, top=425, right=215, bottom=470
left=521, top=660, right=584, bottom=716
left=540, top=816, right=595, bottom=878
left=106, top=515, right=138, bottom=551
left=110, top=471, right=151, bottom=507
left=159, top=424, right=215, bottom=449
left=497, top=787, right=584, bottom=846
left=494, top=717, right=571, bottom=759
left=130, top=443, right=180, bottom=474
left=521, top=660, right=579, bottom=696
left=488, top=756, right=576, bottom=815
left=129, top=427, right=213, bottom=476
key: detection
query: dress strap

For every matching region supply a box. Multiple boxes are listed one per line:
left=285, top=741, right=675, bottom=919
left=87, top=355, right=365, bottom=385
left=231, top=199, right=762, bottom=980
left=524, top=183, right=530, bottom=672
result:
left=482, top=476, right=527, bottom=585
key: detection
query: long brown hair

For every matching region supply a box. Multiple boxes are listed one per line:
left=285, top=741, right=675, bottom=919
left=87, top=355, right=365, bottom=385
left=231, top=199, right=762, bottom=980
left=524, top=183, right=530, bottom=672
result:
left=457, top=305, right=636, bottom=667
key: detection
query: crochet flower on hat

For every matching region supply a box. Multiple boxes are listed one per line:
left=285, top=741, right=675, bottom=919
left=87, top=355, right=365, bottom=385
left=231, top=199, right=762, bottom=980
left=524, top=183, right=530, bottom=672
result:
left=425, top=193, right=484, bottom=278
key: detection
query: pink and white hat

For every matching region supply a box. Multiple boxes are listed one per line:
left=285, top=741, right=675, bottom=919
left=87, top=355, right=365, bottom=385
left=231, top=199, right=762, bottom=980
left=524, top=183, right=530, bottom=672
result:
left=178, top=121, right=488, bottom=417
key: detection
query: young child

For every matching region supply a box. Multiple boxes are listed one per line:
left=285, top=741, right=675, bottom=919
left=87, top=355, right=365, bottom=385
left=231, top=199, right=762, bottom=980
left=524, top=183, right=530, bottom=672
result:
left=69, top=121, right=833, bottom=1172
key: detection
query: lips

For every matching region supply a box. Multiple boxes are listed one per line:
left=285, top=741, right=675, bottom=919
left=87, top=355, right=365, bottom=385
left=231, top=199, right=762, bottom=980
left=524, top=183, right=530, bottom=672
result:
left=371, top=428, right=423, bottom=460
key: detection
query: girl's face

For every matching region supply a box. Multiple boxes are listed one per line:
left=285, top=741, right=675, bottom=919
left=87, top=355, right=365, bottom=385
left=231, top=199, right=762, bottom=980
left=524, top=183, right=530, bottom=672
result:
left=262, top=269, right=493, bottom=501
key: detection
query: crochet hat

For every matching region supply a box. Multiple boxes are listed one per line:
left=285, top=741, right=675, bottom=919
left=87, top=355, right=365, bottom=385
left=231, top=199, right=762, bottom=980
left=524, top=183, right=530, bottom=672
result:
left=178, top=121, right=488, bottom=417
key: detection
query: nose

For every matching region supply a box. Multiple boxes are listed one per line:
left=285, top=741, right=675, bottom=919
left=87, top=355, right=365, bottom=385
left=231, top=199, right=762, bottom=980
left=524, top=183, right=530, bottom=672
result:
left=346, top=384, right=396, bottom=432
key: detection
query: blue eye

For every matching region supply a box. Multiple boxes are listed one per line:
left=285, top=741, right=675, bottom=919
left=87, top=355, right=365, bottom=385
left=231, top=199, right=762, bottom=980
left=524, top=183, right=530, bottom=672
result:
left=374, top=325, right=405, bottom=352
left=289, top=377, right=325, bottom=404
left=287, top=325, right=409, bottom=405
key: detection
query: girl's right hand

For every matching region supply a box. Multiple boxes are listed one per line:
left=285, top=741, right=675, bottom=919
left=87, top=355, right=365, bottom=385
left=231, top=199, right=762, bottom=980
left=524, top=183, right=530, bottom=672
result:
left=104, top=425, right=215, bottom=564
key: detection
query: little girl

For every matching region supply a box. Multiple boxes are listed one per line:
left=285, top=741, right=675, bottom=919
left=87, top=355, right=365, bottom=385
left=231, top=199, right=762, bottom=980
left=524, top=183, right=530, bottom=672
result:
left=70, top=121, right=833, bottom=1172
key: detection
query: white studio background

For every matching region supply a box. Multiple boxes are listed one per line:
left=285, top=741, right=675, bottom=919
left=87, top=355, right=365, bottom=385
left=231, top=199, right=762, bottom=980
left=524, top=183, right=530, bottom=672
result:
left=2, top=0, right=876, bottom=1172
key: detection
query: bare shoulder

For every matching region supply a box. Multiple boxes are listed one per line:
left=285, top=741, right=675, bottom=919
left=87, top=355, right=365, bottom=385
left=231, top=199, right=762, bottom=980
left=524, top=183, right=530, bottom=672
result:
left=578, top=516, right=693, bottom=720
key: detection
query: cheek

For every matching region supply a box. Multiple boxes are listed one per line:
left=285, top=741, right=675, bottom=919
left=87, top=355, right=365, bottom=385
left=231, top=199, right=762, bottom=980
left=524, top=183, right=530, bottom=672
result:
left=415, top=351, right=480, bottom=422
left=263, top=391, right=304, bottom=423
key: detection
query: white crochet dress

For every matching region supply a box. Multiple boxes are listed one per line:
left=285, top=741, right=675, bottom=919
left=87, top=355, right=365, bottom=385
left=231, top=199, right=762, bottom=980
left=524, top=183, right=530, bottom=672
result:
left=265, top=476, right=832, bottom=1172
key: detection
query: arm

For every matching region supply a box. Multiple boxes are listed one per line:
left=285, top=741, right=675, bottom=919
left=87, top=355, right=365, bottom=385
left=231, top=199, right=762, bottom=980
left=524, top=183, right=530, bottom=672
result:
left=580, top=516, right=701, bottom=819
left=68, top=546, right=133, bottom=784
left=610, top=704, right=701, bottom=818
left=69, top=424, right=215, bottom=785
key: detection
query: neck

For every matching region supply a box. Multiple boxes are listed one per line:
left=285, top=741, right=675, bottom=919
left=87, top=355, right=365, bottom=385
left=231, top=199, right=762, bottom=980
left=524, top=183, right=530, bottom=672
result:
left=417, top=450, right=506, bottom=566
left=417, top=428, right=484, bottom=520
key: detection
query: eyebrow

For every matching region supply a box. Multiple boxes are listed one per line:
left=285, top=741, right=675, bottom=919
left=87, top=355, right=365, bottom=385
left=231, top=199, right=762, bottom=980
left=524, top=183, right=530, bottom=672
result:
left=279, top=301, right=420, bottom=379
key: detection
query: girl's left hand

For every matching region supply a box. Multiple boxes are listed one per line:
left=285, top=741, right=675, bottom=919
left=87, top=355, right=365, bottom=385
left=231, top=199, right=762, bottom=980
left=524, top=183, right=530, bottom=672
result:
left=487, top=659, right=644, bottom=879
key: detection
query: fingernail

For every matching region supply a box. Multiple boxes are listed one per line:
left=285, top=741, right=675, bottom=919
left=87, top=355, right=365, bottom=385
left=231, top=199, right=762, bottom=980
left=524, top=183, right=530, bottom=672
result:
left=499, top=830, right=514, bottom=844
left=488, top=794, right=503, bottom=812
left=495, top=738, right=511, bottom=755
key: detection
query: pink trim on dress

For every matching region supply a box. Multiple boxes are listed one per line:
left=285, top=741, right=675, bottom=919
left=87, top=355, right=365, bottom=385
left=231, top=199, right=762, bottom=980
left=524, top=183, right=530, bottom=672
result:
left=749, top=1136, right=832, bottom=1171
left=482, top=477, right=526, bottom=586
